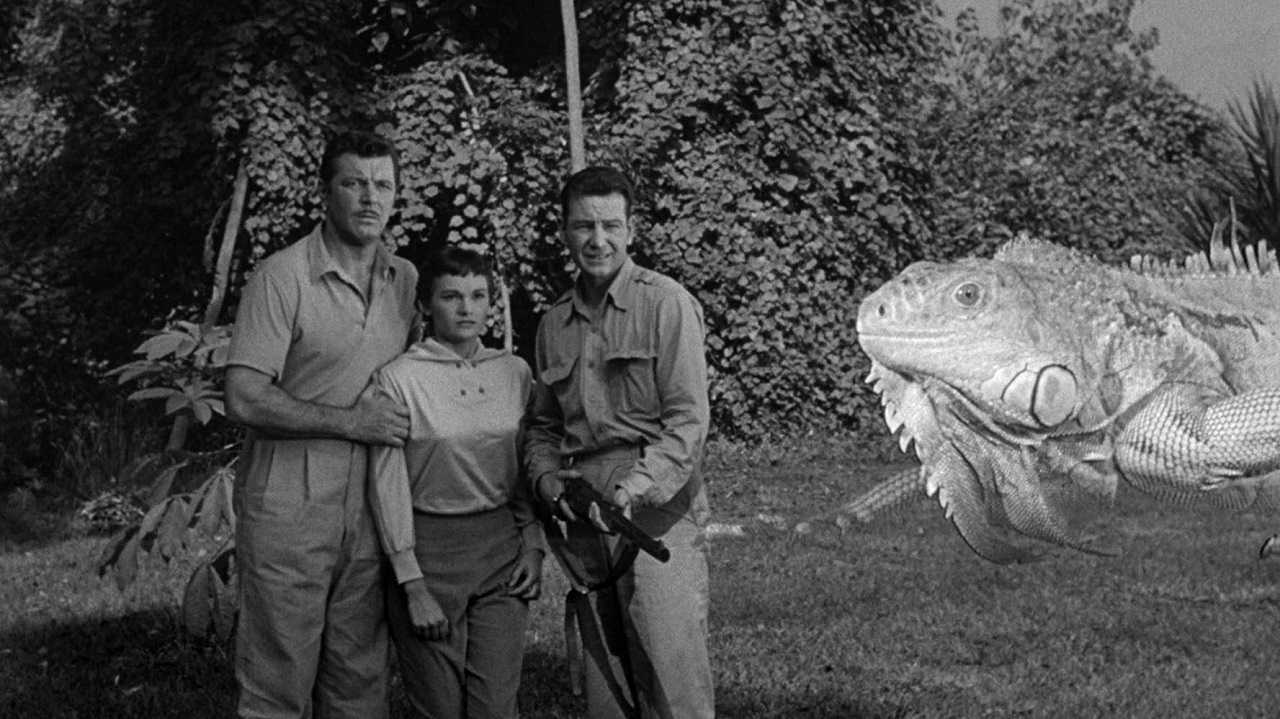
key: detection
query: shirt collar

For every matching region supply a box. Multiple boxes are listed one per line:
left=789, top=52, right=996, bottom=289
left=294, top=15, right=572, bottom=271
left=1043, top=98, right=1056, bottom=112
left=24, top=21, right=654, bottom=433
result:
left=406, top=337, right=507, bottom=363
left=306, top=224, right=397, bottom=285
left=566, top=257, right=637, bottom=323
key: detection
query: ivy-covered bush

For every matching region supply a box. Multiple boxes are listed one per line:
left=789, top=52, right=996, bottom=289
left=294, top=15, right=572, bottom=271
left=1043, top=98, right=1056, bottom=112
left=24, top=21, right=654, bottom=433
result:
left=582, top=0, right=946, bottom=437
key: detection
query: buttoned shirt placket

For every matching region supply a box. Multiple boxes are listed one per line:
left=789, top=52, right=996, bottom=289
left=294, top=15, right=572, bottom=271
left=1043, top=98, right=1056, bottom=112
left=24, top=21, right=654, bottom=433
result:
left=316, top=248, right=395, bottom=546
left=579, top=310, right=609, bottom=451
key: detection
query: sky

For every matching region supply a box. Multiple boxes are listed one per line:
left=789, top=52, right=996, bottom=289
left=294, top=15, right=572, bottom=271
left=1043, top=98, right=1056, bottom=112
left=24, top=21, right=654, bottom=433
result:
left=933, top=0, right=1280, bottom=111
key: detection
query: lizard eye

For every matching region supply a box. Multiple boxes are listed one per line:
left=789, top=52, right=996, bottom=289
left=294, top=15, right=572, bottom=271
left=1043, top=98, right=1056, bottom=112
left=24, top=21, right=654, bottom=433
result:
left=954, top=282, right=983, bottom=307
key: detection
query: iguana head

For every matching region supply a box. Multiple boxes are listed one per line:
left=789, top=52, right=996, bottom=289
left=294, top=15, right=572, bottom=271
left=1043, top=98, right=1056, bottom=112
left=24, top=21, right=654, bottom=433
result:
left=858, top=256, right=1091, bottom=433
left=856, top=243, right=1117, bottom=562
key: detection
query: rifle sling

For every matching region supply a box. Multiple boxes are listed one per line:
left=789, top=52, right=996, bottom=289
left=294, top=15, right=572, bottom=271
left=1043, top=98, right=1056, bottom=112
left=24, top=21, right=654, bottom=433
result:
left=541, top=513, right=643, bottom=706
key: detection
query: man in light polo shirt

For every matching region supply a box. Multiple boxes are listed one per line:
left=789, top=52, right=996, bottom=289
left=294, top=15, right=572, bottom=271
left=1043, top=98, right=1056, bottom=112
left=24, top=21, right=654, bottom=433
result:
left=225, top=130, right=417, bottom=719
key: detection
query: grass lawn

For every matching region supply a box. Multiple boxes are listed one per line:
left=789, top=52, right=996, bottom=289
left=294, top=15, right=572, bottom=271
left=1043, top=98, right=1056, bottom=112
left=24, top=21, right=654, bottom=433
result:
left=4, top=437, right=1280, bottom=718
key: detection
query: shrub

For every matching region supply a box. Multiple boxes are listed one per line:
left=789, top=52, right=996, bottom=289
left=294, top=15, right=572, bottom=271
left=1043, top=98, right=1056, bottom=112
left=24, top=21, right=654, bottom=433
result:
left=918, top=0, right=1220, bottom=263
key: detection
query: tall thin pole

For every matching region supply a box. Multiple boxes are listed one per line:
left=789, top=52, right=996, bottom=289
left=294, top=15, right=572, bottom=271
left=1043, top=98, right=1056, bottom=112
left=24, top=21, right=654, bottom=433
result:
left=560, top=0, right=585, bottom=172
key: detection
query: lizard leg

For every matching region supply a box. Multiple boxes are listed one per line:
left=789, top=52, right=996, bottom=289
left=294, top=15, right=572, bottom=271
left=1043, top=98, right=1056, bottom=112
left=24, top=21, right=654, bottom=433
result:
left=1114, top=386, right=1280, bottom=510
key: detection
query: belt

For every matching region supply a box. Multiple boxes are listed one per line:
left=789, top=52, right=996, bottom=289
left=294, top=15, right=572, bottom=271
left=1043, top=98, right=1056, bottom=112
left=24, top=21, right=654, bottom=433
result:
left=564, top=443, right=644, bottom=465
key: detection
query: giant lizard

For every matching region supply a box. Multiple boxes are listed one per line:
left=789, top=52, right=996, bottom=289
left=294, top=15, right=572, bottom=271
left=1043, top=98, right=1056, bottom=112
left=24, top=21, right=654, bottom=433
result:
left=845, top=234, right=1280, bottom=563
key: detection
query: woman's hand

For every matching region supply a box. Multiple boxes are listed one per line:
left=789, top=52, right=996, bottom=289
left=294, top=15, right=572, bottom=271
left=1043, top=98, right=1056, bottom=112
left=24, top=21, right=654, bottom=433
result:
left=506, top=549, right=545, bottom=599
left=403, top=578, right=448, bottom=641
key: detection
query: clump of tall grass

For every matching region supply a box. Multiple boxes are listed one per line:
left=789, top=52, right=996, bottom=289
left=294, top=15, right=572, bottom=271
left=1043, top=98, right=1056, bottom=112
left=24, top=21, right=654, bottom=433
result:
left=57, top=404, right=159, bottom=497
left=1180, top=78, right=1280, bottom=246
left=51, top=403, right=163, bottom=531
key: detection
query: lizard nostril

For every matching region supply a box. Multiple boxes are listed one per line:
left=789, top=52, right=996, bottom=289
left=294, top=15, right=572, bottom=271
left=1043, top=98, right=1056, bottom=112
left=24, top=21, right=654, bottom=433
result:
left=877, top=304, right=886, bottom=318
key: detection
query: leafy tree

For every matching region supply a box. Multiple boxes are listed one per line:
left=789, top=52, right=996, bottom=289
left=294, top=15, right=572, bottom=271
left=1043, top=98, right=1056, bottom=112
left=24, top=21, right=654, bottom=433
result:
left=2, top=0, right=248, bottom=484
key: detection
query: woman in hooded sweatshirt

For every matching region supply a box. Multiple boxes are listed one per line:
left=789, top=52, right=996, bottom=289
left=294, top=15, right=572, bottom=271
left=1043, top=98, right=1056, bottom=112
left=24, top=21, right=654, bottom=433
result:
left=368, top=244, right=545, bottom=719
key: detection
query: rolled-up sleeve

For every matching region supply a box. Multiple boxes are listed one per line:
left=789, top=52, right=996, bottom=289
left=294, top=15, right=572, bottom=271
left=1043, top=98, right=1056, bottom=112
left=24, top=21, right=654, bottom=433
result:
left=617, top=290, right=710, bottom=505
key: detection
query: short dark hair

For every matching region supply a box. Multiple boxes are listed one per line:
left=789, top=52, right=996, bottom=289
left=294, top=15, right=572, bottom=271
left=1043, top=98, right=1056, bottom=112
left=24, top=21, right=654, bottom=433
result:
left=559, top=166, right=634, bottom=220
left=319, top=130, right=400, bottom=188
left=417, top=244, right=495, bottom=300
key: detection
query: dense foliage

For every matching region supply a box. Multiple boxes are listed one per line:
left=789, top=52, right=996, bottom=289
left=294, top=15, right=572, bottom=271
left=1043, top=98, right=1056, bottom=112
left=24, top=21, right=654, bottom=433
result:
left=1, top=0, right=1236, bottom=498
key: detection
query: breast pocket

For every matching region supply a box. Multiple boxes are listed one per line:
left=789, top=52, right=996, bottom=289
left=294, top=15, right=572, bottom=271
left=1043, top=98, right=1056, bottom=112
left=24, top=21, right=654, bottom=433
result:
left=538, top=358, right=579, bottom=415
left=539, top=359, right=576, bottom=388
left=604, top=347, right=659, bottom=418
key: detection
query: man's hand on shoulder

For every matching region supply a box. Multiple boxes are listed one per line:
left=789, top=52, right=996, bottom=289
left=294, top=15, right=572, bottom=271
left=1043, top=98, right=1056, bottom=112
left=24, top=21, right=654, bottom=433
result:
left=349, top=384, right=410, bottom=446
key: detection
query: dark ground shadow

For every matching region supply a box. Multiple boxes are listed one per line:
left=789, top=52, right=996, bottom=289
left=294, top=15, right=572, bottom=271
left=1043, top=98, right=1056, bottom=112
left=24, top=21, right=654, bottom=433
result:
left=0, top=503, right=78, bottom=554
left=0, top=610, right=587, bottom=718
left=515, top=647, right=587, bottom=718
left=0, top=608, right=236, bottom=718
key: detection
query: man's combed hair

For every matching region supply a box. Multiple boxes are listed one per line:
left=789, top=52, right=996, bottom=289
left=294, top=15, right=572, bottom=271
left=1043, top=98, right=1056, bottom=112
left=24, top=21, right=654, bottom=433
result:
left=560, top=165, right=635, bottom=218
left=417, top=244, right=495, bottom=299
left=320, top=130, right=401, bottom=187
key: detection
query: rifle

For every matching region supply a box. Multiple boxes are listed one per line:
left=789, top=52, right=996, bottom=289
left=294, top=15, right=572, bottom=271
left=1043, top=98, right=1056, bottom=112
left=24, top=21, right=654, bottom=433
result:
left=560, top=476, right=671, bottom=563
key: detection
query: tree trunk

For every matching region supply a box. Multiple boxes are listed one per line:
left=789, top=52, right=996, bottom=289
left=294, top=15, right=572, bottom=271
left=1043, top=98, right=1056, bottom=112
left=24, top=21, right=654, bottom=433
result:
left=203, top=160, right=249, bottom=331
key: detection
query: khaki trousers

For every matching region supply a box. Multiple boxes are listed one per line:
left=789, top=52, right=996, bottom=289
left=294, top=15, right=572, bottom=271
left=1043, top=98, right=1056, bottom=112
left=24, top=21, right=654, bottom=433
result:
left=234, top=440, right=389, bottom=719
left=556, top=448, right=715, bottom=719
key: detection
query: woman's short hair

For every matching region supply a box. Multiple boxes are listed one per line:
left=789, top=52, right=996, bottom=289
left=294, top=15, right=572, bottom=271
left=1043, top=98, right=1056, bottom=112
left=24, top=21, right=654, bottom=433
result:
left=417, top=244, right=495, bottom=300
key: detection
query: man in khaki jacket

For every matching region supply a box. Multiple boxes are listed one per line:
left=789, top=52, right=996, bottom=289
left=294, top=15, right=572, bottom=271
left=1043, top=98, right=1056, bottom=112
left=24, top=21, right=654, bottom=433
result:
left=526, top=166, right=715, bottom=718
